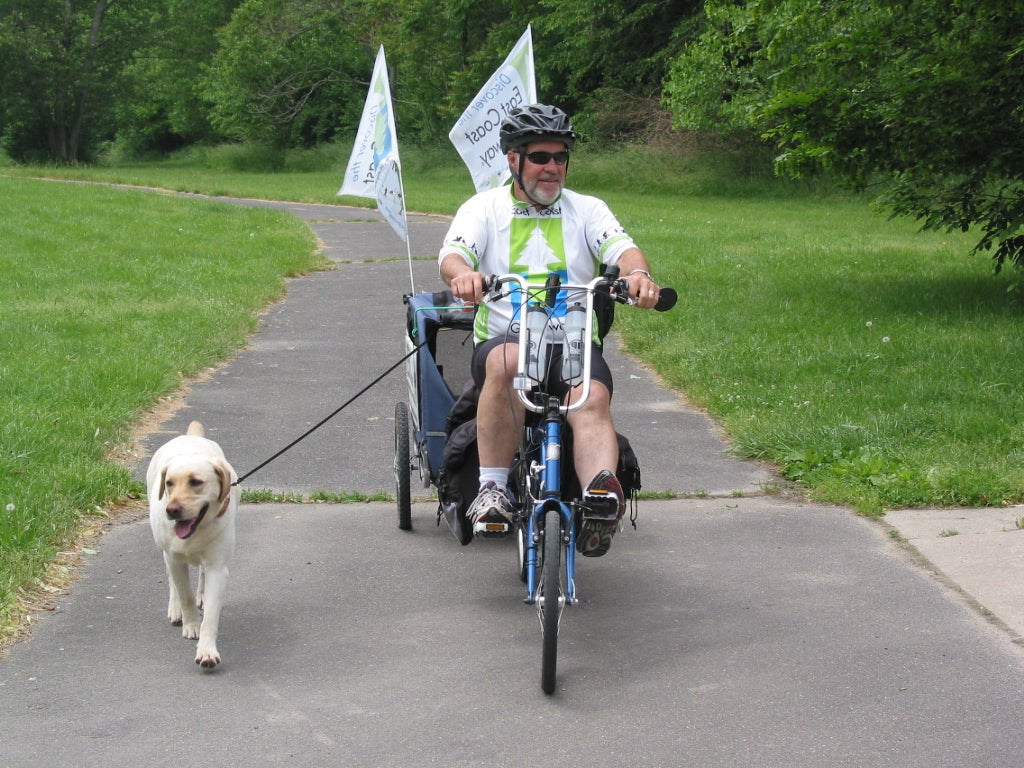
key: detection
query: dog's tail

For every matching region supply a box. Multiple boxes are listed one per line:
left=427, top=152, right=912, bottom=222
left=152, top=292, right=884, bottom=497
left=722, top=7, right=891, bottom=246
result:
left=187, top=421, right=205, bottom=437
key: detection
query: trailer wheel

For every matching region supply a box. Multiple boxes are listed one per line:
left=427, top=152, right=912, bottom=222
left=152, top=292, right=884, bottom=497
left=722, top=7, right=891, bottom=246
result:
left=394, top=401, right=412, bottom=530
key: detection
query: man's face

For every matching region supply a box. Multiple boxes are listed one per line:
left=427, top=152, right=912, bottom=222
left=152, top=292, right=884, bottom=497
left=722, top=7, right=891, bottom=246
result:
left=509, top=140, right=569, bottom=207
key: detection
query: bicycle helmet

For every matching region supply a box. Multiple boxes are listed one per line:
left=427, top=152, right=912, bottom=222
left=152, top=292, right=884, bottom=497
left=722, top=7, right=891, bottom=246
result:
left=499, top=104, right=579, bottom=153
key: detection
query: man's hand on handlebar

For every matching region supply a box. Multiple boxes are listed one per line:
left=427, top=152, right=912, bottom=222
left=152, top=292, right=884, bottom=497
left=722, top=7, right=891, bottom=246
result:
left=449, top=270, right=487, bottom=304
left=622, top=270, right=661, bottom=310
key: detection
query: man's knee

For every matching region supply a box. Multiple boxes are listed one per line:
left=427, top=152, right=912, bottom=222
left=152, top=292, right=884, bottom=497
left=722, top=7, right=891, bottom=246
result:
left=484, top=343, right=518, bottom=381
left=571, top=380, right=611, bottom=412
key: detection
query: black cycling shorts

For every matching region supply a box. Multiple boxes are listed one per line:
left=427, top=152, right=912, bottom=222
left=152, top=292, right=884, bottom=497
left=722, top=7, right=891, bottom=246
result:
left=470, top=336, right=614, bottom=399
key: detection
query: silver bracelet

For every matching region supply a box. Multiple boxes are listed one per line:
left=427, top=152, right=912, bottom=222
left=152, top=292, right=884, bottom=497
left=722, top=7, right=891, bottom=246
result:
left=628, top=269, right=653, bottom=280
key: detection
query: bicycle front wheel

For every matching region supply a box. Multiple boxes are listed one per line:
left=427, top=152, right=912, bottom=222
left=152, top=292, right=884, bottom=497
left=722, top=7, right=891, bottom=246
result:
left=540, top=507, right=562, bottom=694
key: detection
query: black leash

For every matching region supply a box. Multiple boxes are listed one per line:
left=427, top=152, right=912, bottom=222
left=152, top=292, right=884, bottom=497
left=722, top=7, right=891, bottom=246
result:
left=233, top=339, right=427, bottom=485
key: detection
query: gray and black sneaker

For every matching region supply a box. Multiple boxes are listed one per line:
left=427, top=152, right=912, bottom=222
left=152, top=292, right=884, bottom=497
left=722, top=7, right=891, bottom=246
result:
left=467, top=482, right=513, bottom=538
left=577, top=470, right=625, bottom=557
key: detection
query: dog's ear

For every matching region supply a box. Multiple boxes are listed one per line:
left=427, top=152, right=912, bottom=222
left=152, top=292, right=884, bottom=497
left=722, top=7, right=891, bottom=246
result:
left=158, top=467, right=168, bottom=500
left=214, top=461, right=233, bottom=516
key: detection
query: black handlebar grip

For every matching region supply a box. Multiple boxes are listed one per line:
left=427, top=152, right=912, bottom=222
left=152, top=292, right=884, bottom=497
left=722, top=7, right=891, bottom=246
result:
left=654, top=287, right=678, bottom=312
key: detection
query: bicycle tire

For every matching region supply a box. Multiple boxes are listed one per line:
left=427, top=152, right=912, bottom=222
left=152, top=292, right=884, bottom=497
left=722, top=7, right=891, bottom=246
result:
left=516, top=523, right=529, bottom=584
left=511, top=453, right=530, bottom=583
left=394, top=401, right=412, bottom=530
left=540, top=507, right=562, bottom=694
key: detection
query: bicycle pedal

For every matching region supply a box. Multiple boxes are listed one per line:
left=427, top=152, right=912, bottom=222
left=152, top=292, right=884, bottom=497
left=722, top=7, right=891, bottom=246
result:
left=474, top=521, right=511, bottom=537
left=581, top=493, right=619, bottom=521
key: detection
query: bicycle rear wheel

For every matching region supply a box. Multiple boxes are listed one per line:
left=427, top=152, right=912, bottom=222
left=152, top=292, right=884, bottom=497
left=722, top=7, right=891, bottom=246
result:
left=540, top=507, right=562, bottom=694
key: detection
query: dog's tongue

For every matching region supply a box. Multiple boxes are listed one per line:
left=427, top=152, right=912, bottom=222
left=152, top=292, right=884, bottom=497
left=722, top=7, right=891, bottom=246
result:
left=174, top=518, right=199, bottom=539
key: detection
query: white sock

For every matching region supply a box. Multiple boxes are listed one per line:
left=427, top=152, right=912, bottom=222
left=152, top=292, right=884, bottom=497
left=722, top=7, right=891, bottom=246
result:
left=479, top=467, right=509, bottom=491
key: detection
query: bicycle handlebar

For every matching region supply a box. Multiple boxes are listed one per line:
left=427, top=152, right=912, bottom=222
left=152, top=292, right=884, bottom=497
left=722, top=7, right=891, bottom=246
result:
left=480, top=270, right=676, bottom=414
left=482, top=267, right=677, bottom=312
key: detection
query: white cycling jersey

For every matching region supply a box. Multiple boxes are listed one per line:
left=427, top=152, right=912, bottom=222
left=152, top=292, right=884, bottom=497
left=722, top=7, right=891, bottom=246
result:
left=439, top=184, right=637, bottom=344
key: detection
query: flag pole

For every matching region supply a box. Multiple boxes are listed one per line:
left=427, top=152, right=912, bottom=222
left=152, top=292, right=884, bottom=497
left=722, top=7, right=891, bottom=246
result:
left=397, top=161, right=415, bottom=294
left=405, top=236, right=415, bottom=295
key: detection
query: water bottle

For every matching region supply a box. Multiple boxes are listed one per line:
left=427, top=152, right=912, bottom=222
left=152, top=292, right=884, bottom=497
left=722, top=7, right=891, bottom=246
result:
left=525, top=303, right=549, bottom=381
left=561, top=301, right=587, bottom=383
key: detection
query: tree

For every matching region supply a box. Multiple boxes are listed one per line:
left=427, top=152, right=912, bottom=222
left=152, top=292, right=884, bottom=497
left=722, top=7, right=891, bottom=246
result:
left=201, top=0, right=369, bottom=149
left=353, top=0, right=528, bottom=143
left=115, top=0, right=242, bottom=154
left=663, top=0, right=791, bottom=138
left=353, top=0, right=700, bottom=145
left=0, top=0, right=155, bottom=163
left=0, top=0, right=713, bottom=159
left=666, top=0, right=1024, bottom=273
left=540, top=1, right=698, bottom=106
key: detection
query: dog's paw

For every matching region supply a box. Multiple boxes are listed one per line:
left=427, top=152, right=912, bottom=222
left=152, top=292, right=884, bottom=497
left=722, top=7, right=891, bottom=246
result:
left=167, top=602, right=182, bottom=625
left=195, top=646, right=221, bottom=669
left=181, top=621, right=200, bottom=640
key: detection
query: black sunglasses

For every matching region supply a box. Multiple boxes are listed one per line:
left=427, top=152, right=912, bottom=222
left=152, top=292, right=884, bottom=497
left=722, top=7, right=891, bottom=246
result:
left=522, top=150, right=570, bottom=166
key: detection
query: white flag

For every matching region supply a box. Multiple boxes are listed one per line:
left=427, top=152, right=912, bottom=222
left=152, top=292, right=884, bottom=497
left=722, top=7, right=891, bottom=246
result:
left=449, top=26, right=537, bottom=192
left=338, top=47, right=407, bottom=241
left=374, top=153, right=408, bottom=243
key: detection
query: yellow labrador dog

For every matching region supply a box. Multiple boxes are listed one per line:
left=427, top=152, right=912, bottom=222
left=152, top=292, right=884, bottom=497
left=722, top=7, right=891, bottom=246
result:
left=147, top=421, right=238, bottom=668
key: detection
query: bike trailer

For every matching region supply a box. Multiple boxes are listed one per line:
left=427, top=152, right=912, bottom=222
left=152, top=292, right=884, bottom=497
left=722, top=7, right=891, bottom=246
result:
left=394, top=290, right=474, bottom=529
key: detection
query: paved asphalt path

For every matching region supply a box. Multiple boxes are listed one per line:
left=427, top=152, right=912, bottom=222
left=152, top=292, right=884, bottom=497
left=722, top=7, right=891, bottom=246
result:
left=2, top=194, right=1024, bottom=768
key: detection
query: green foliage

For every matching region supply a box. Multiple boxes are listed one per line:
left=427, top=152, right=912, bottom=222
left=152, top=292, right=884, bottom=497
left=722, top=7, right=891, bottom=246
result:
left=538, top=0, right=699, bottom=108
left=667, top=0, right=1024, bottom=274
left=766, top=0, right=1024, bottom=272
left=0, top=0, right=704, bottom=158
left=379, top=0, right=518, bottom=140
left=201, top=0, right=368, bottom=147
left=0, top=0, right=159, bottom=162
left=4, top=0, right=1024, bottom=282
left=664, top=0, right=791, bottom=137
left=114, top=0, right=242, bottom=154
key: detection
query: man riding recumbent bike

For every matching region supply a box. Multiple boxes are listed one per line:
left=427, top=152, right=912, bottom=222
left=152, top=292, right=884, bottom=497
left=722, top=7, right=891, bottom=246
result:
left=396, top=267, right=675, bottom=693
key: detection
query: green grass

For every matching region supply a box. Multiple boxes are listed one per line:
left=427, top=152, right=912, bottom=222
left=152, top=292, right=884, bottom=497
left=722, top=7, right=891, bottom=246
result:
left=0, top=175, right=326, bottom=637
left=612, top=193, right=1023, bottom=513
left=3, top=140, right=1023, bottom=640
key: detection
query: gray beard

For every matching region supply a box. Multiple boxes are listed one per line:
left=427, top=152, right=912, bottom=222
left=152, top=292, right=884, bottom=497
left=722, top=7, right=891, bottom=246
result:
left=524, top=181, right=561, bottom=207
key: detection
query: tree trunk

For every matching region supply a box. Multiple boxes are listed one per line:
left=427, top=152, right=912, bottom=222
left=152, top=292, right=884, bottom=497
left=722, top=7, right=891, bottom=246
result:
left=67, top=0, right=111, bottom=163
left=50, top=0, right=111, bottom=163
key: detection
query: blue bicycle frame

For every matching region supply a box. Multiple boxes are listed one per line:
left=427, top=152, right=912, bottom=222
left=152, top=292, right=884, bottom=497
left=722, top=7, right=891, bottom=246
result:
left=488, top=273, right=606, bottom=610
left=521, top=401, right=578, bottom=606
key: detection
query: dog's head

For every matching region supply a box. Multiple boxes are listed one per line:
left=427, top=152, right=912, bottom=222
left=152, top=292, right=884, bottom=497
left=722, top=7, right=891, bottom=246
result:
left=158, top=456, right=234, bottom=539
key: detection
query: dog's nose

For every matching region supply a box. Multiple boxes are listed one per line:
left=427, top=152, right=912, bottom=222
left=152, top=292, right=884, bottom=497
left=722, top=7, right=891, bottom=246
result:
left=165, top=503, right=182, bottom=520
